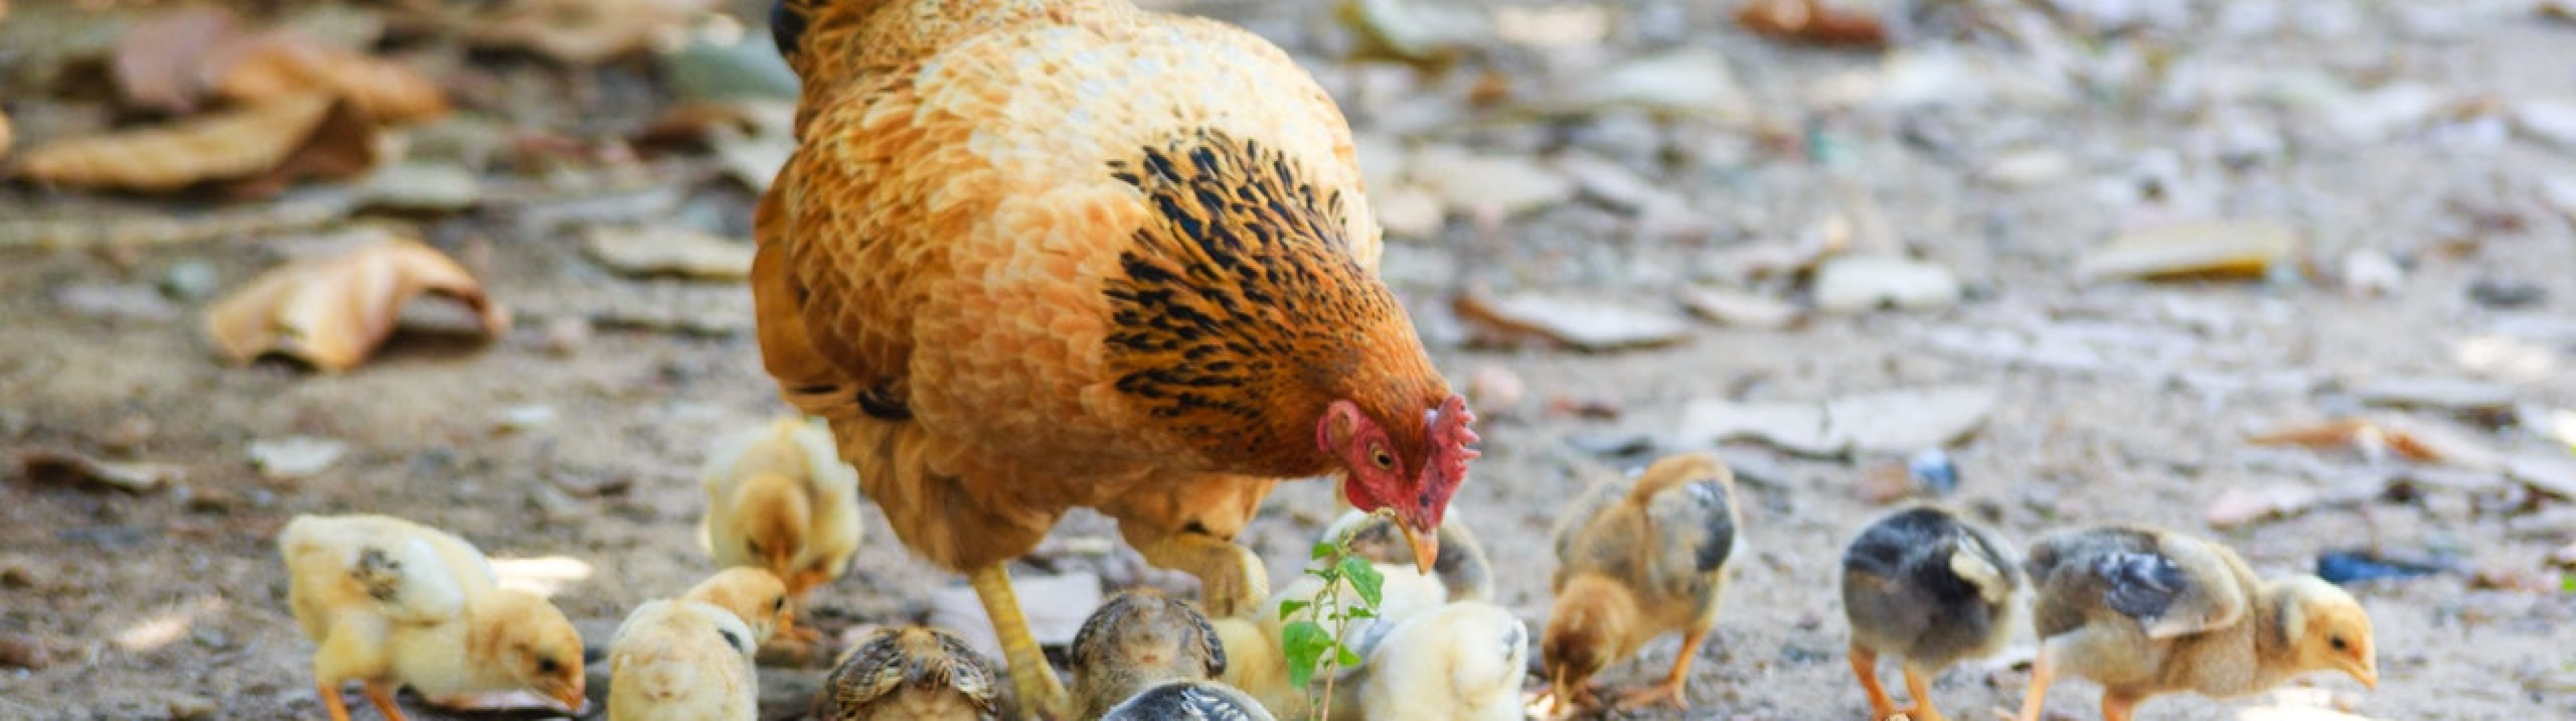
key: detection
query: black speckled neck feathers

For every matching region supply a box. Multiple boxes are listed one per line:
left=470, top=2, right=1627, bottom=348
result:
left=1101, top=128, right=1441, bottom=474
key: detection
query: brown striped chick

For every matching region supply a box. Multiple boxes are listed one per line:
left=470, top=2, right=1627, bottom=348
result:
left=1325, top=509, right=1494, bottom=603
left=1842, top=505, right=2023, bottom=721
left=1069, top=590, right=1226, bottom=720
left=815, top=626, right=1002, bottom=721
left=1101, top=680, right=1277, bottom=720
left=279, top=514, right=586, bottom=721
left=1540, top=453, right=1742, bottom=712
left=700, top=417, right=863, bottom=639
left=1355, top=601, right=1530, bottom=721
left=2012, top=527, right=2378, bottom=721
left=678, top=568, right=792, bottom=652
left=606, top=600, right=759, bottom=721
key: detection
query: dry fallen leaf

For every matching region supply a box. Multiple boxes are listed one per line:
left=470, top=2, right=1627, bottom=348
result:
left=2206, top=485, right=2323, bottom=528
left=205, top=237, right=511, bottom=372
left=14, top=449, right=180, bottom=493
left=211, top=32, right=448, bottom=124
left=2077, top=220, right=2301, bottom=283
left=0, top=109, right=11, bottom=158
left=469, top=0, right=715, bottom=64
left=10, top=94, right=382, bottom=197
left=1668, top=386, right=1998, bottom=457
left=1452, top=291, right=1693, bottom=351
left=581, top=226, right=753, bottom=279
left=2246, top=416, right=2503, bottom=470
left=1734, top=0, right=1887, bottom=48
left=114, top=5, right=243, bottom=113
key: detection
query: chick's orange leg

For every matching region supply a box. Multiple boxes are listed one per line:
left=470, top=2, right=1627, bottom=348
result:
left=970, top=564, right=1070, bottom=720
left=2009, top=645, right=2056, bottom=721
left=1900, top=666, right=1948, bottom=721
left=318, top=681, right=354, bottom=721
left=363, top=681, right=410, bottom=721
left=1614, top=627, right=1709, bottom=711
left=2100, top=690, right=2141, bottom=721
left=1136, top=531, right=1270, bottom=618
left=1849, top=645, right=1899, bottom=720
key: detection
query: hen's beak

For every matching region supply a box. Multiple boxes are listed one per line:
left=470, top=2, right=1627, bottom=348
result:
left=1399, top=522, right=1438, bottom=574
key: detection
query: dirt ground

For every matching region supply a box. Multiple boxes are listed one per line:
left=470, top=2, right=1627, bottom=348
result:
left=5, top=1, right=2575, bottom=719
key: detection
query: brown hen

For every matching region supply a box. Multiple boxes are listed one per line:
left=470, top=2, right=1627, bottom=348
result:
left=758, top=1, right=1479, bottom=717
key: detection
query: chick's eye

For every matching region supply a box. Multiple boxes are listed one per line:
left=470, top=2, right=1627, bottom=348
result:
left=745, top=540, right=762, bottom=555
left=536, top=657, right=560, bottom=674
left=771, top=597, right=786, bottom=612
left=1368, top=442, right=1394, bottom=470
left=2329, top=636, right=2347, bottom=651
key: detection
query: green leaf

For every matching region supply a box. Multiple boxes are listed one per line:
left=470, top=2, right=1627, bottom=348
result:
left=1312, top=541, right=1340, bottom=561
left=1345, top=606, right=1375, bottom=620
left=1279, top=599, right=1312, bottom=619
left=2564, top=573, right=2575, bottom=594
left=1338, top=557, right=1385, bottom=608
left=1336, top=643, right=1363, bottom=667
left=1282, top=620, right=1330, bottom=689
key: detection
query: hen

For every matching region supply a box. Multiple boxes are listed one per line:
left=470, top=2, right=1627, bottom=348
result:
left=2012, top=526, right=2378, bottom=721
left=759, top=0, right=1480, bottom=715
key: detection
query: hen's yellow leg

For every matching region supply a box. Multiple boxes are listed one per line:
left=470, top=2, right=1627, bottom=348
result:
left=1900, top=666, right=1947, bottom=721
left=2009, top=646, right=2055, bottom=721
left=1850, top=645, right=1899, bottom=720
left=1614, top=627, right=1708, bottom=710
left=1136, top=533, right=1270, bottom=619
left=362, top=681, right=410, bottom=721
left=970, top=564, right=1070, bottom=720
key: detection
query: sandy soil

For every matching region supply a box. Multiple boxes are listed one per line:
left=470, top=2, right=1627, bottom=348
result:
left=4, top=1, right=2574, bottom=720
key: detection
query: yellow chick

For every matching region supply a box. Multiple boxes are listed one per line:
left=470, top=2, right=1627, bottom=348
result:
left=1355, top=601, right=1530, bottom=721
left=606, top=599, right=759, bottom=721
left=279, top=514, right=586, bottom=721
left=816, top=626, right=1002, bottom=721
left=1541, top=453, right=1742, bottom=712
left=1324, top=509, right=1494, bottom=603
left=1069, top=590, right=1227, bottom=720
left=700, top=417, right=864, bottom=634
left=1212, top=561, right=1450, bottom=719
left=2012, top=526, right=2379, bottom=721
left=678, top=568, right=792, bottom=651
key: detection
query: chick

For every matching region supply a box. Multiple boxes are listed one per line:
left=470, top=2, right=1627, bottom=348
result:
left=816, top=626, right=1001, bottom=721
left=678, top=568, right=792, bottom=652
left=701, top=417, right=863, bottom=638
left=1841, top=505, right=2022, bottom=721
left=1326, top=509, right=1494, bottom=603
left=1101, top=680, right=1278, bottom=721
left=1213, top=562, right=1451, bottom=719
left=606, top=600, right=759, bottom=721
left=1069, top=590, right=1227, bottom=720
left=1356, top=601, right=1529, bottom=721
left=2011, top=527, right=2378, bottom=721
left=1541, top=452, right=1741, bottom=711
left=279, top=514, right=586, bottom=721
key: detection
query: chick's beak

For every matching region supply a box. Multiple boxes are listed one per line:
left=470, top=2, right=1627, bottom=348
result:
left=1398, top=520, right=1438, bottom=574
left=551, top=678, right=588, bottom=713
left=2349, top=659, right=2379, bottom=690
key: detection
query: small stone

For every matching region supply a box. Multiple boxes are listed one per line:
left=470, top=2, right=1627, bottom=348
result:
left=2340, top=249, right=2402, bottom=296
left=527, top=484, right=583, bottom=520
left=2207, top=485, right=2321, bottom=527
left=1374, top=186, right=1447, bottom=238
left=0, top=633, right=49, bottom=670
left=2468, top=278, right=2546, bottom=308
left=494, top=405, right=556, bottom=433
left=160, top=260, right=221, bottom=301
left=1538, top=49, right=1751, bottom=122
left=551, top=472, right=632, bottom=498
left=98, top=416, right=155, bottom=453
left=2323, top=84, right=2444, bottom=143
left=2510, top=98, right=2576, bottom=152
left=358, top=162, right=482, bottom=212
left=1909, top=450, right=1959, bottom=494
left=582, top=227, right=755, bottom=280
left=1408, top=147, right=1575, bottom=218
left=541, top=316, right=591, bottom=356
left=1857, top=464, right=1913, bottom=505
left=248, top=437, right=348, bottom=480
left=1814, top=256, right=1962, bottom=314
left=1466, top=365, right=1523, bottom=410
left=1977, top=149, right=2076, bottom=188
left=54, top=283, right=179, bottom=320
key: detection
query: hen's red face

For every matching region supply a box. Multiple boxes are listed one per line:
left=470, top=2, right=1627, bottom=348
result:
left=1321, top=396, right=1479, bottom=571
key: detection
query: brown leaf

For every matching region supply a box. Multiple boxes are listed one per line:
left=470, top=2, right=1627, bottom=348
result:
left=14, top=448, right=179, bottom=493
left=0, top=108, right=11, bottom=158
left=114, top=6, right=244, bottom=113
left=1734, top=0, right=1887, bottom=48
left=2246, top=417, right=2499, bottom=469
left=210, top=32, right=448, bottom=124
left=204, top=237, right=511, bottom=372
left=10, top=94, right=383, bottom=196
left=467, top=0, right=715, bottom=64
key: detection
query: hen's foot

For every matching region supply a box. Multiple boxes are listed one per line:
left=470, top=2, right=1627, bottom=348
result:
left=1137, top=532, right=1269, bottom=618
left=969, top=564, right=1070, bottom=720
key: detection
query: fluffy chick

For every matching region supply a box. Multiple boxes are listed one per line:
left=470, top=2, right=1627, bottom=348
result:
left=280, top=514, right=586, bottom=721
left=1842, top=505, right=2022, bottom=721
left=1069, top=590, right=1227, bottom=720
left=816, top=626, right=1001, bottom=721
left=2013, top=527, right=2378, bottom=721
left=701, top=417, right=864, bottom=606
left=1214, top=563, right=1451, bottom=719
left=1541, top=453, right=1741, bottom=712
left=1101, top=680, right=1277, bottom=721
left=1326, top=509, right=1494, bottom=603
left=679, top=568, right=792, bottom=653
left=1357, top=601, right=1529, bottom=721
left=607, top=600, right=759, bottom=721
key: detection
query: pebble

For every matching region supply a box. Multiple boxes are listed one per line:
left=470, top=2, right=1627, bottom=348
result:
left=2323, top=84, right=2444, bottom=144
left=248, top=437, right=348, bottom=480
left=160, top=260, right=221, bottom=301
left=2340, top=249, right=2402, bottom=296
left=54, top=283, right=180, bottom=320
left=2510, top=98, right=2576, bottom=152
left=1466, top=365, right=1523, bottom=410
left=2469, top=278, right=2545, bottom=308
left=1977, top=149, right=2076, bottom=188
left=0, top=632, right=49, bottom=670
left=1813, top=256, right=1963, bottom=314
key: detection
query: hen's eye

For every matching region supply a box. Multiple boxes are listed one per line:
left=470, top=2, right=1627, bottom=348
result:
left=1369, top=443, right=1394, bottom=470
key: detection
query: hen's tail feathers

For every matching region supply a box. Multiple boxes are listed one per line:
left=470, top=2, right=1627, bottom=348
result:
left=1626, top=453, right=1730, bottom=506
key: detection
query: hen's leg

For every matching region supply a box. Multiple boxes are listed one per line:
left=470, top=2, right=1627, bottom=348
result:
left=362, top=681, right=410, bottom=721
left=1849, top=645, right=1899, bottom=720
left=1900, top=666, right=1946, bottom=721
left=1614, top=626, right=1708, bottom=710
left=970, top=564, right=1069, bottom=720
left=1136, top=532, right=1270, bottom=619
left=2100, top=690, right=2142, bottom=721
left=2008, top=645, right=2055, bottom=721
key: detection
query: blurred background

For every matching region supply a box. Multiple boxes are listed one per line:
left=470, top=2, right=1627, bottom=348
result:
left=2, top=0, right=2573, bottom=719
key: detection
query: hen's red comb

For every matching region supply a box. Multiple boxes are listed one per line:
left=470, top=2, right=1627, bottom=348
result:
left=1427, top=395, right=1481, bottom=482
